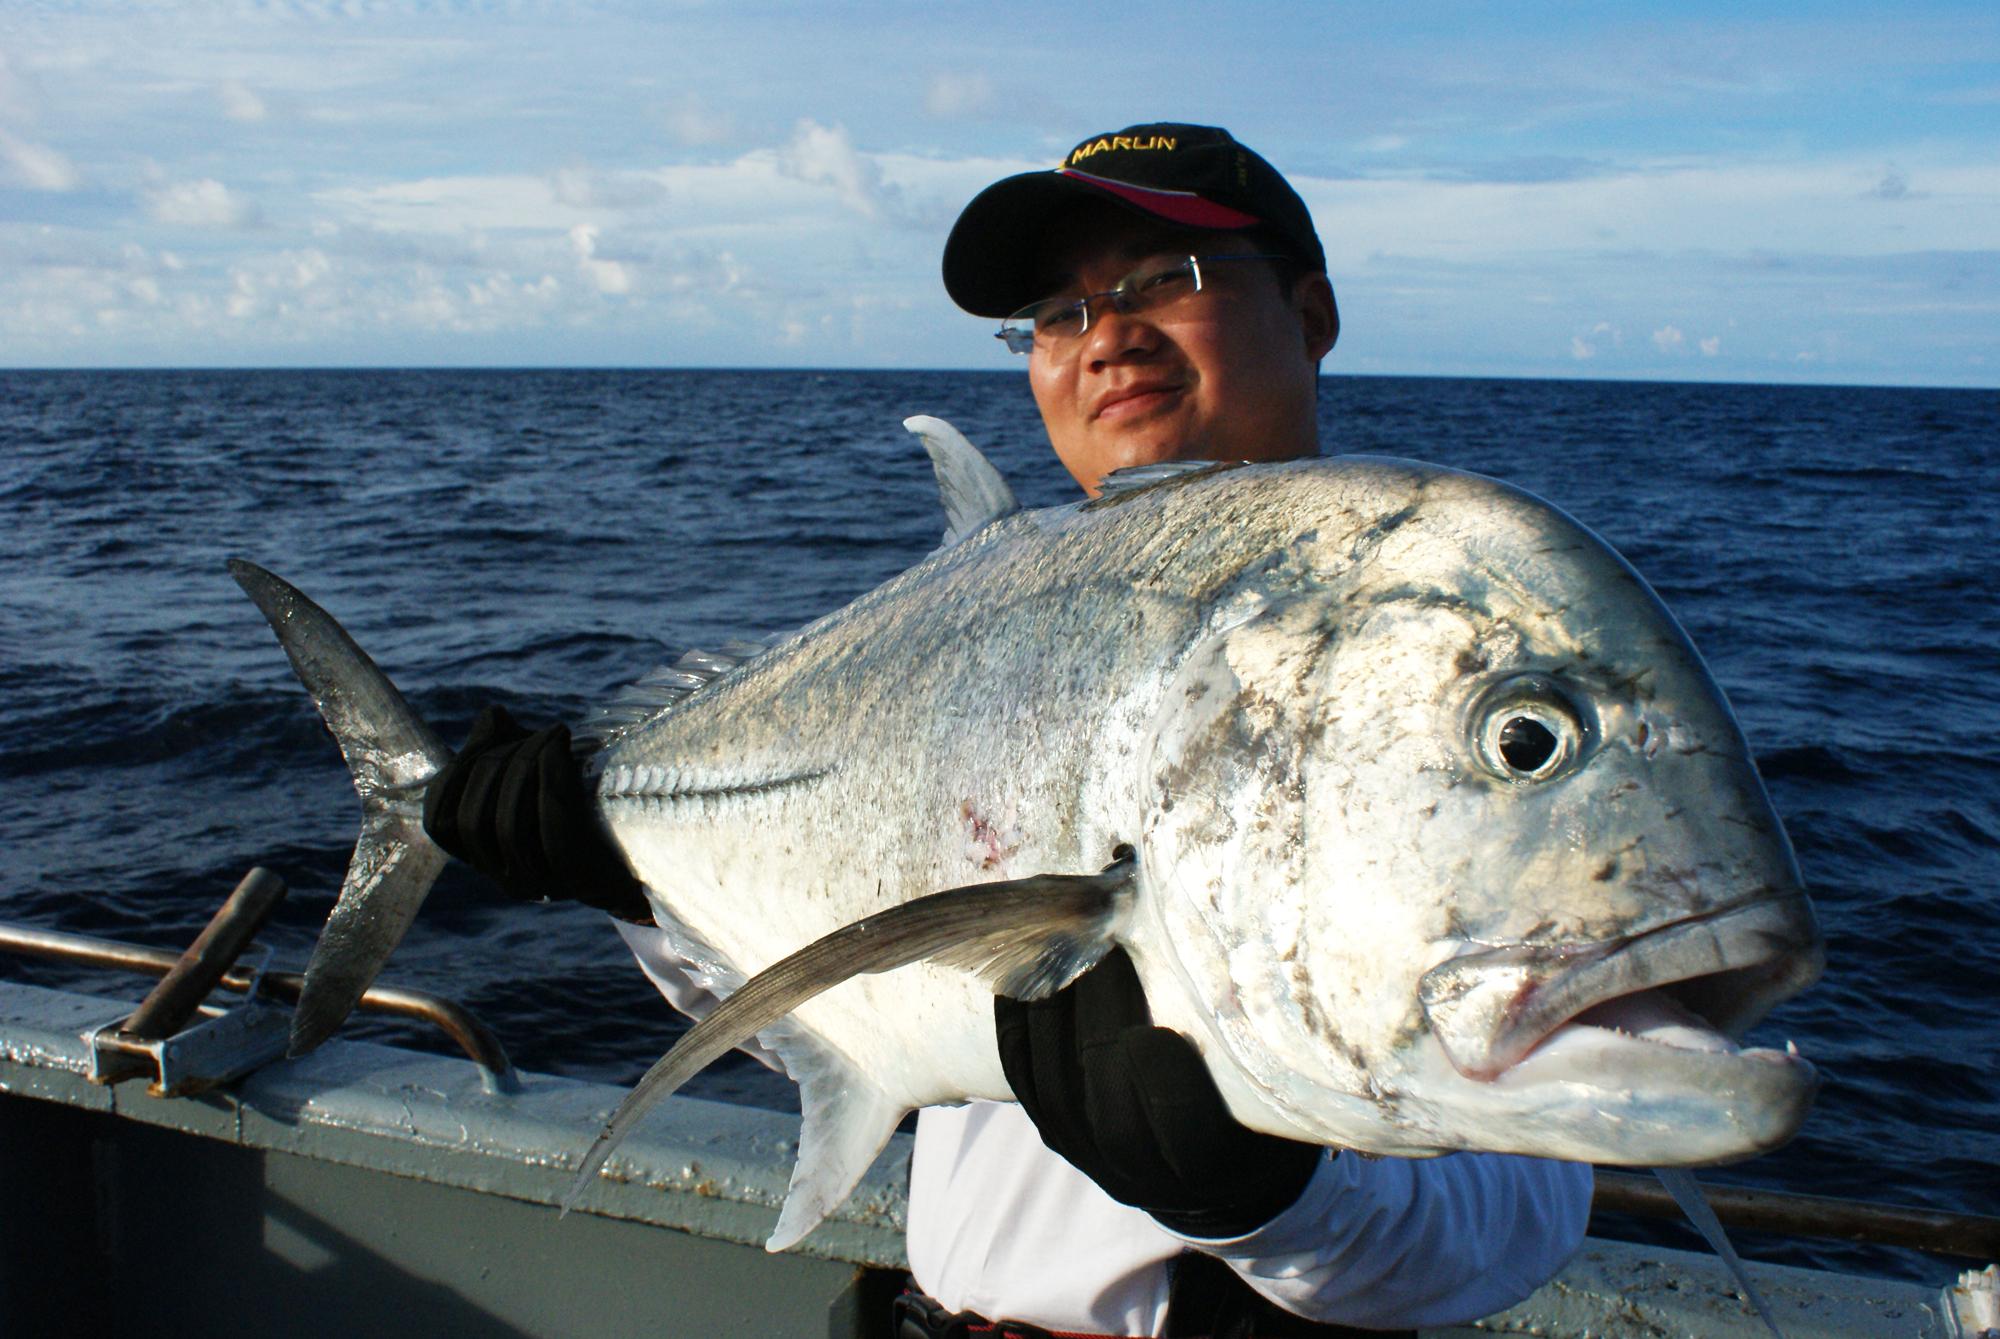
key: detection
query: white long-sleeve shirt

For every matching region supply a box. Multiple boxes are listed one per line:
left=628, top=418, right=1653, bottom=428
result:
left=617, top=922, right=1593, bottom=1336
left=908, top=1100, right=1591, bottom=1335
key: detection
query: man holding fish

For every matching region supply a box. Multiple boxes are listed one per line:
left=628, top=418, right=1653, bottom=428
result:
left=425, top=124, right=1595, bottom=1336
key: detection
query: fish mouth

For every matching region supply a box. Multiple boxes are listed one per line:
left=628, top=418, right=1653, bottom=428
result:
left=1418, top=896, right=1824, bottom=1084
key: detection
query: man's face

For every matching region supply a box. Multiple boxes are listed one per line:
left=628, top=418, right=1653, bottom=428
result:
left=1025, top=206, right=1337, bottom=495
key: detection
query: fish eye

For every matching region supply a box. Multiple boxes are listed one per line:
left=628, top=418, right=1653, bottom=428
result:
left=1470, top=677, right=1588, bottom=783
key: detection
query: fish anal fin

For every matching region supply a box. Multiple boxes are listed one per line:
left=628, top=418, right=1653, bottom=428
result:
left=765, top=1035, right=906, bottom=1252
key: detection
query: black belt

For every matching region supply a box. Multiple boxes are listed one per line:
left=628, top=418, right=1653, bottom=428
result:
left=891, top=1289, right=1108, bottom=1338
left=892, top=1254, right=1416, bottom=1339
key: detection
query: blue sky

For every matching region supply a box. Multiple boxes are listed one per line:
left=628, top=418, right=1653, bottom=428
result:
left=3, top=1, right=1995, bottom=385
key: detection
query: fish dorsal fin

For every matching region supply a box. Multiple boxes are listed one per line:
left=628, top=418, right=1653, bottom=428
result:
left=1093, top=458, right=1241, bottom=501
left=561, top=855, right=1136, bottom=1246
left=904, top=415, right=1019, bottom=545
left=578, top=634, right=787, bottom=745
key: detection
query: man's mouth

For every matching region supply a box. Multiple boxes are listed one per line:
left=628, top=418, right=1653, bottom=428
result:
left=1094, top=381, right=1183, bottom=422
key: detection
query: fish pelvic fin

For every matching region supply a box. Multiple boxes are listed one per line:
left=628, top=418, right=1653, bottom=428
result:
left=228, top=559, right=451, bottom=1057
left=562, top=852, right=1137, bottom=1245
left=904, top=415, right=1019, bottom=545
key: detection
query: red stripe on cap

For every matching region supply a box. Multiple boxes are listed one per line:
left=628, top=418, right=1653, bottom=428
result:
left=1058, top=169, right=1261, bottom=230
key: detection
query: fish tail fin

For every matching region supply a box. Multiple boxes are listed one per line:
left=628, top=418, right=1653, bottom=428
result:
left=229, top=559, right=452, bottom=1056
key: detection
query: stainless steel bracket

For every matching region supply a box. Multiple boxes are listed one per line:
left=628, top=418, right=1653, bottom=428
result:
left=84, top=947, right=292, bottom=1098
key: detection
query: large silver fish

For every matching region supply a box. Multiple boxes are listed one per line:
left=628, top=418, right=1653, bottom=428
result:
left=233, top=417, right=1822, bottom=1252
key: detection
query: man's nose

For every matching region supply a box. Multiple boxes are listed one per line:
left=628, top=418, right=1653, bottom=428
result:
left=1082, top=301, right=1161, bottom=368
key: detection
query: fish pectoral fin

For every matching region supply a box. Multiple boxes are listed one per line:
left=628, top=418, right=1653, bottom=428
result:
left=560, top=855, right=1136, bottom=1234
left=925, top=854, right=1137, bottom=1000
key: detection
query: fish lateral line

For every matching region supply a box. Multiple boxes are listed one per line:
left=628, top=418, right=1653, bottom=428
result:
left=596, top=764, right=833, bottom=804
left=561, top=851, right=1137, bottom=1221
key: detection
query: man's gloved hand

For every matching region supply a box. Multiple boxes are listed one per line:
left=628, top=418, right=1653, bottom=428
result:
left=422, top=705, right=652, bottom=922
left=995, top=946, right=1325, bottom=1238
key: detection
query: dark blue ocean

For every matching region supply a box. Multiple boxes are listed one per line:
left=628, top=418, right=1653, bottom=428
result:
left=1, top=369, right=1993, bottom=1285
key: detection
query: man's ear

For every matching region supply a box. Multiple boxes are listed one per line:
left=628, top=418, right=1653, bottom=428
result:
left=1293, top=273, right=1339, bottom=363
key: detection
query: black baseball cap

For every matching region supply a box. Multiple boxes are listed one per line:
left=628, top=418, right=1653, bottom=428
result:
left=943, top=122, right=1328, bottom=320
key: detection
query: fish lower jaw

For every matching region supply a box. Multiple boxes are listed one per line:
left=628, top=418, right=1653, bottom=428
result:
left=1442, top=1013, right=1819, bottom=1166
left=1498, top=985, right=1807, bottom=1080
left=1500, top=1008, right=1812, bottom=1126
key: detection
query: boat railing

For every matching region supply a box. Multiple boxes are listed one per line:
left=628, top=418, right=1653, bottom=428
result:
left=2, top=870, right=1995, bottom=1279
left=0, top=867, right=517, bottom=1094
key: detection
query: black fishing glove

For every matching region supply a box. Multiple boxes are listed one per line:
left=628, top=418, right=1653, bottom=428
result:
left=996, top=946, right=1325, bottom=1238
left=422, top=705, right=652, bottom=923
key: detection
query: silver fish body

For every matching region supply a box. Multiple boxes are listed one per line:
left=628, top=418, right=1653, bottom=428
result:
left=234, top=432, right=1820, bottom=1251
left=591, top=453, right=1817, bottom=1178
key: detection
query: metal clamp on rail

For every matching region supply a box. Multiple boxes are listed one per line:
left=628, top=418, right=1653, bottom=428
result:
left=84, top=964, right=294, bottom=1098
left=1, top=866, right=520, bottom=1095
left=85, top=867, right=293, bottom=1098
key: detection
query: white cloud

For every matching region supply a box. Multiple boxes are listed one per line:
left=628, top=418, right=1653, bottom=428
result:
left=0, top=49, right=44, bottom=124
left=1652, top=324, right=1685, bottom=351
left=775, top=119, right=883, bottom=219
left=1298, top=156, right=2000, bottom=274
left=222, top=247, right=329, bottom=319
left=549, top=164, right=670, bottom=211
left=218, top=80, right=267, bottom=123
left=1868, top=164, right=1912, bottom=200
left=146, top=178, right=255, bottom=227
left=569, top=224, right=631, bottom=295
left=0, top=127, right=79, bottom=191
left=1699, top=335, right=1721, bottom=356
left=1571, top=320, right=1625, bottom=361
left=924, top=72, right=994, bottom=120
left=663, top=94, right=735, bottom=147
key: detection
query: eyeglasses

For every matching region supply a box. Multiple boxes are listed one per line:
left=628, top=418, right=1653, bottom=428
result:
left=996, top=253, right=1288, bottom=355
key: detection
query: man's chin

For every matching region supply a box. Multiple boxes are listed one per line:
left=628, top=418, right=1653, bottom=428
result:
left=1060, top=424, right=1219, bottom=494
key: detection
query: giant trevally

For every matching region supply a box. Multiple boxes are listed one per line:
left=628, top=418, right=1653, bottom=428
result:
left=231, top=417, right=1822, bottom=1253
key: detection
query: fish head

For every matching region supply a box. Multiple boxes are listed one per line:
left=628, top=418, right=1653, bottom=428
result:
left=1136, top=458, right=1822, bottom=1167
